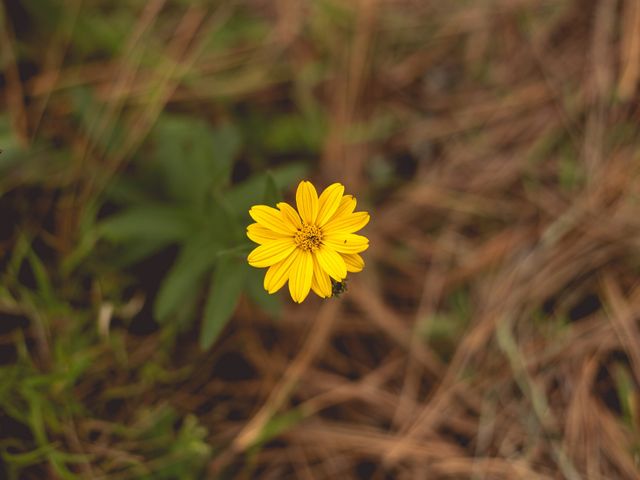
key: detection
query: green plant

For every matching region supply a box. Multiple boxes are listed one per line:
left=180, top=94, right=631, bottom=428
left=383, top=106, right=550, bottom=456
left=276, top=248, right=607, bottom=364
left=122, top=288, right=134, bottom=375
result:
left=97, top=114, right=306, bottom=348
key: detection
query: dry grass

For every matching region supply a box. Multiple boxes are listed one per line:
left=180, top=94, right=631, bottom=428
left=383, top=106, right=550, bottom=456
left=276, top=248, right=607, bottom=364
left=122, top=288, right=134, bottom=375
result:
left=199, top=1, right=640, bottom=478
left=3, top=0, right=640, bottom=478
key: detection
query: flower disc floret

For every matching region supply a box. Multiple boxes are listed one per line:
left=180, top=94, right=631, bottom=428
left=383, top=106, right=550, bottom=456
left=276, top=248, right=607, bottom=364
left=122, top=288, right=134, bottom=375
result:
left=294, top=224, right=323, bottom=252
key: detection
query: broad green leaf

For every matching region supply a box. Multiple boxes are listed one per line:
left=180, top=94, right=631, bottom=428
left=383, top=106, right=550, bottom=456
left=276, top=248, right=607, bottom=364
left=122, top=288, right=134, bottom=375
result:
left=208, top=195, right=243, bottom=246
left=104, top=175, right=159, bottom=206
left=209, top=123, right=241, bottom=188
left=226, top=162, right=308, bottom=216
left=200, top=257, right=247, bottom=349
left=245, top=268, right=281, bottom=317
left=262, top=171, right=280, bottom=205
left=154, top=233, right=220, bottom=323
left=172, top=282, right=201, bottom=331
left=151, top=116, right=240, bottom=207
left=107, top=239, right=174, bottom=268
left=98, top=205, right=196, bottom=245
left=149, top=116, right=203, bottom=203
left=262, top=112, right=325, bottom=153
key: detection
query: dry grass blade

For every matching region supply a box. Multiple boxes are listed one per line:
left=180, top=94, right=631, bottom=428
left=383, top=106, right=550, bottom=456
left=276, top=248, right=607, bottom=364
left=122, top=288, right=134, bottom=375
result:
left=618, top=0, right=640, bottom=100
left=0, top=1, right=28, bottom=146
left=602, top=275, right=640, bottom=387
left=233, top=300, right=340, bottom=452
left=5, top=1, right=640, bottom=478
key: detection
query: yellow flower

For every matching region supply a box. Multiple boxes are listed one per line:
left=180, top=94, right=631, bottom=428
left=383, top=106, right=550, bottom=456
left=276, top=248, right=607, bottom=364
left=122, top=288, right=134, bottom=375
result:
left=247, top=180, right=370, bottom=303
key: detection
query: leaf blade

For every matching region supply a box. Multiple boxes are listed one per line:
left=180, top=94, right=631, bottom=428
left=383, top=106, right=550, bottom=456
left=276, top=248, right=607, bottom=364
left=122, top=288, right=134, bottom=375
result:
left=98, top=205, right=195, bottom=245
left=200, top=257, right=247, bottom=349
left=153, top=234, right=219, bottom=323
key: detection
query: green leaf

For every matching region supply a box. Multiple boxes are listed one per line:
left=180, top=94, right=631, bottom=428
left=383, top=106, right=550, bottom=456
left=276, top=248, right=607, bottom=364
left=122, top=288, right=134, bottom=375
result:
left=109, top=239, right=175, bottom=268
left=226, top=162, right=308, bottom=216
left=154, top=234, right=220, bottom=323
left=249, top=408, right=305, bottom=451
left=1, top=443, right=58, bottom=468
left=172, top=282, right=201, bottom=331
left=7, top=234, right=32, bottom=279
left=22, top=0, right=131, bottom=57
left=200, top=257, right=247, bottom=349
left=614, top=363, right=637, bottom=427
left=209, top=123, right=242, bottom=188
left=262, top=171, right=280, bottom=205
left=26, top=250, right=54, bottom=304
left=104, top=175, right=159, bottom=206
left=245, top=268, right=281, bottom=317
left=208, top=195, right=243, bottom=246
left=69, top=87, right=125, bottom=157
left=262, top=112, right=325, bottom=153
left=0, top=115, right=24, bottom=174
left=98, top=205, right=196, bottom=245
left=151, top=116, right=241, bottom=206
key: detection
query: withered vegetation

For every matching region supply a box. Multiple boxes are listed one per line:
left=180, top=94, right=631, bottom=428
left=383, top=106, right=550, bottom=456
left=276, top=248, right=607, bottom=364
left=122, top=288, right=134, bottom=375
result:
left=2, top=0, right=640, bottom=479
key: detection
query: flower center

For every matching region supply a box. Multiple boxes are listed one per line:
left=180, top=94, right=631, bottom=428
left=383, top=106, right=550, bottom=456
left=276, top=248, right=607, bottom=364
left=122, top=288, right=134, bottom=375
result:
left=294, top=223, right=323, bottom=252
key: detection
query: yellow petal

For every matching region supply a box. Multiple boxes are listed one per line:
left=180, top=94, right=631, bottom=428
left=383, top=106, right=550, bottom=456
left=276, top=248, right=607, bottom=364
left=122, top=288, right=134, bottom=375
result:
left=264, top=249, right=299, bottom=293
left=323, top=211, right=370, bottom=235
left=247, top=223, right=287, bottom=244
left=342, top=253, right=364, bottom=273
left=288, top=250, right=313, bottom=303
left=316, top=183, right=345, bottom=226
left=311, top=253, right=332, bottom=297
left=277, top=202, right=302, bottom=230
left=323, top=233, right=369, bottom=254
left=315, top=245, right=347, bottom=281
left=249, top=205, right=296, bottom=235
left=248, top=238, right=296, bottom=268
left=295, top=181, right=318, bottom=225
left=332, top=195, right=356, bottom=219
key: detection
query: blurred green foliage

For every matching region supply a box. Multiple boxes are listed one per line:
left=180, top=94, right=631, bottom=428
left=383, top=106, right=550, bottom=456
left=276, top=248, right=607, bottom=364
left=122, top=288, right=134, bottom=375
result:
left=4, top=0, right=639, bottom=478
left=0, top=0, right=324, bottom=476
left=97, top=113, right=307, bottom=347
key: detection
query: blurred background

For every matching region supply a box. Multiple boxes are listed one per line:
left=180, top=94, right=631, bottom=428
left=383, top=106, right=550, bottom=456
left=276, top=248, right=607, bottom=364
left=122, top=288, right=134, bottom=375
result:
left=2, top=0, right=640, bottom=478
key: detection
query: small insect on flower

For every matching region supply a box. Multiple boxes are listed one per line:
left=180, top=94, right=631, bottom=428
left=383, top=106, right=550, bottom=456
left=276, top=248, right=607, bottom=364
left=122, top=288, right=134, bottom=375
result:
left=330, top=278, right=347, bottom=298
left=246, top=180, right=370, bottom=303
